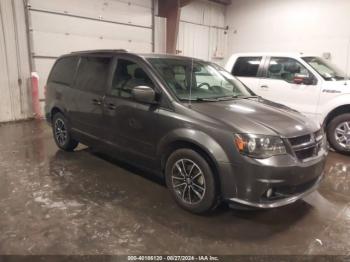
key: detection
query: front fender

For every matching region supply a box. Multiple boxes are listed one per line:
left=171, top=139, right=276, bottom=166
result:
left=157, top=128, right=237, bottom=198
left=320, top=94, right=350, bottom=123
left=157, top=128, right=230, bottom=164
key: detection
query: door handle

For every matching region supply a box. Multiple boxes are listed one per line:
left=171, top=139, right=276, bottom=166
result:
left=92, top=99, right=102, bottom=105
left=261, top=85, right=269, bottom=89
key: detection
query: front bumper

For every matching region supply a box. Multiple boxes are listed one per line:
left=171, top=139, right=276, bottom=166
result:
left=228, top=172, right=324, bottom=208
left=220, top=147, right=327, bottom=209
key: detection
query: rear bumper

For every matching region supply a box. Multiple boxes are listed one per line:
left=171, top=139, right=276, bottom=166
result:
left=218, top=147, right=327, bottom=208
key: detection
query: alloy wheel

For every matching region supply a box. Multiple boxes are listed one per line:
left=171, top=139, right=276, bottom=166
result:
left=54, top=118, right=67, bottom=146
left=334, top=121, right=350, bottom=149
left=171, top=159, right=206, bottom=204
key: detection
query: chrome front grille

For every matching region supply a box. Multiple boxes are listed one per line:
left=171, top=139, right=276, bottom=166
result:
left=288, top=131, right=323, bottom=161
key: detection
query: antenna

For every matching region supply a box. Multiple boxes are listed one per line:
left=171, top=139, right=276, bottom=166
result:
left=189, top=57, right=194, bottom=107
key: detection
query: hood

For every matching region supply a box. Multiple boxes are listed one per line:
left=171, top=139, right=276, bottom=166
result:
left=190, top=98, right=319, bottom=137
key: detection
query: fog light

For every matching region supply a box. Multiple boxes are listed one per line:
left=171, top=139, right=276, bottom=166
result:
left=266, top=188, right=273, bottom=198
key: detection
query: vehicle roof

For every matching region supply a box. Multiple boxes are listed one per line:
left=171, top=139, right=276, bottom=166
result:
left=229, top=52, right=318, bottom=58
left=138, top=53, right=205, bottom=61
left=65, top=49, right=206, bottom=62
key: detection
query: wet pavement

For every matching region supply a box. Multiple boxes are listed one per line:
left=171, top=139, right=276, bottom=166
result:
left=0, top=120, right=349, bottom=255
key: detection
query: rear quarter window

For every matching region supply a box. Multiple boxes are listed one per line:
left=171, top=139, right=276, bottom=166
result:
left=232, top=57, right=262, bottom=77
left=48, top=56, right=79, bottom=86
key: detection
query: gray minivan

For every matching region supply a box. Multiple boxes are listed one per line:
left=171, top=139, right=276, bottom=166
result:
left=45, top=50, right=327, bottom=213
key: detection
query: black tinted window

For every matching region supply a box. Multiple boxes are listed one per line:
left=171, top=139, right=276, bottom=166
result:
left=232, top=57, right=262, bottom=77
left=75, top=56, right=112, bottom=93
left=111, top=59, right=154, bottom=98
left=49, top=56, right=78, bottom=85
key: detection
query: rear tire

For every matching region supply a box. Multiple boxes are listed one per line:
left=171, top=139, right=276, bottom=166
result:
left=165, top=148, right=219, bottom=214
left=52, top=112, right=78, bottom=151
left=327, top=113, right=350, bottom=154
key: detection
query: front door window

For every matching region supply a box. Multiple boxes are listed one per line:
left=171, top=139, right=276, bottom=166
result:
left=111, top=59, right=155, bottom=98
left=267, top=57, right=311, bottom=83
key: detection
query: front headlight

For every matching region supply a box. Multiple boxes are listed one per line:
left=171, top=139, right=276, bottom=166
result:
left=234, top=134, right=287, bottom=159
left=315, top=128, right=324, bottom=142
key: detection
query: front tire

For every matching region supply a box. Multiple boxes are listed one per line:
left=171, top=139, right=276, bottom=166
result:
left=327, top=113, right=350, bottom=154
left=52, top=112, right=78, bottom=151
left=165, top=149, right=219, bottom=214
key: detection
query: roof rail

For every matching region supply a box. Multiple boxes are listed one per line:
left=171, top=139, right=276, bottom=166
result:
left=71, top=49, right=129, bottom=54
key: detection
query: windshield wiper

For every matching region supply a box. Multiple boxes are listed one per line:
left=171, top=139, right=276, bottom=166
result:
left=196, top=96, right=253, bottom=101
left=181, top=95, right=258, bottom=102
left=214, top=95, right=262, bottom=100
left=215, top=96, right=238, bottom=101
left=197, top=96, right=240, bottom=101
left=195, top=98, right=220, bottom=102
left=241, top=95, right=262, bottom=99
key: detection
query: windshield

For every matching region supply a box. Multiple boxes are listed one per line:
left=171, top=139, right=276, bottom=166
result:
left=302, top=56, right=346, bottom=81
left=148, top=58, right=253, bottom=101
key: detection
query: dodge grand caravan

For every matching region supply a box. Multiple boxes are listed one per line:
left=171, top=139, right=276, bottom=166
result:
left=45, top=50, right=327, bottom=213
left=226, top=53, right=350, bottom=154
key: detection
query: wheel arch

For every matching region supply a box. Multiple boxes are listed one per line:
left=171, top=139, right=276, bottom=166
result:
left=323, top=104, right=350, bottom=127
left=51, top=107, right=63, bottom=120
left=157, top=129, right=231, bottom=196
left=49, top=102, right=69, bottom=123
left=160, top=139, right=222, bottom=195
left=160, top=140, right=217, bottom=171
left=158, top=129, right=230, bottom=170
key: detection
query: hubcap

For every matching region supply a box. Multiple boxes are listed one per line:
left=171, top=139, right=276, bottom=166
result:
left=335, top=121, right=350, bottom=149
left=171, top=159, right=206, bottom=204
left=55, top=118, right=67, bottom=146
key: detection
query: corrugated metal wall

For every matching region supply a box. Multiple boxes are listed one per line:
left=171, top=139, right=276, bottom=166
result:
left=0, top=0, right=32, bottom=122
left=154, top=16, right=166, bottom=54
left=177, top=0, right=228, bottom=65
left=26, top=0, right=154, bottom=114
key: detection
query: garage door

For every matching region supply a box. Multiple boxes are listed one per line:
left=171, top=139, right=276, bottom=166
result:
left=27, top=0, right=154, bottom=114
left=0, top=0, right=31, bottom=122
left=177, top=1, right=227, bottom=64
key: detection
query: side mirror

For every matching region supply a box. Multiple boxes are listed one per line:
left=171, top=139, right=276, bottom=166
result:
left=132, top=86, right=157, bottom=104
left=293, top=75, right=314, bottom=85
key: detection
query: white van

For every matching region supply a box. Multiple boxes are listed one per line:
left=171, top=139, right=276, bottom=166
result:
left=225, top=53, right=350, bottom=154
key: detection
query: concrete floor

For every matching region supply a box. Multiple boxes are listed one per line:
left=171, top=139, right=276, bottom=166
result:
left=0, top=120, right=349, bottom=255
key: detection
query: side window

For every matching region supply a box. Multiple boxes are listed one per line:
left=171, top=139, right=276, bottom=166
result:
left=75, top=56, right=112, bottom=93
left=267, top=57, right=310, bottom=83
left=232, top=57, right=262, bottom=77
left=48, top=56, right=79, bottom=86
left=111, top=59, right=154, bottom=98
